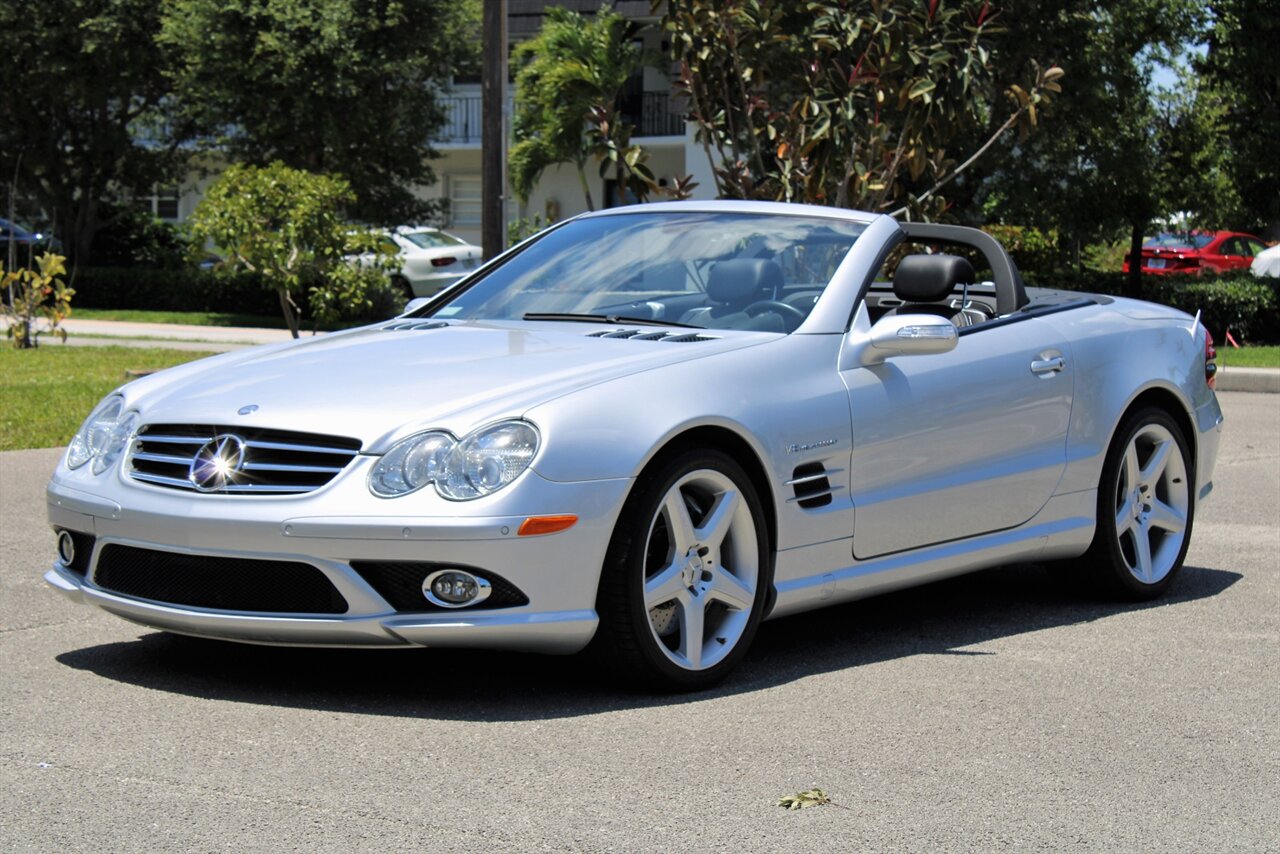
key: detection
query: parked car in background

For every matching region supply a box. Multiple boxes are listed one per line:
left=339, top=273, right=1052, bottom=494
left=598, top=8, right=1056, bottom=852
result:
left=375, top=226, right=482, bottom=298
left=0, top=217, right=63, bottom=258
left=43, top=202, right=1223, bottom=690
left=1123, top=230, right=1265, bottom=275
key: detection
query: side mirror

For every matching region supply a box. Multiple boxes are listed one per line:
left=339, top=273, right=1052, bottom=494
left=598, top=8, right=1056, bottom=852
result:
left=860, top=314, right=958, bottom=365
left=402, top=297, right=431, bottom=315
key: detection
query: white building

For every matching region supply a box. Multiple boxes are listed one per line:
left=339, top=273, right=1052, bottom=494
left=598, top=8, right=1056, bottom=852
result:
left=161, top=1, right=716, bottom=247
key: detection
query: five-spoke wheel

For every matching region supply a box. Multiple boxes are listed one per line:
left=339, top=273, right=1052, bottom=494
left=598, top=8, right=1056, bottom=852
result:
left=1081, top=407, right=1194, bottom=598
left=594, top=449, right=771, bottom=690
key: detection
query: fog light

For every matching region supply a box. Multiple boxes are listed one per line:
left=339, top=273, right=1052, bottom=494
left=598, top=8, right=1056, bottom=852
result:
left=422, top=569, right=492, bottom=609
left=57, top=531, right=76, bottom=566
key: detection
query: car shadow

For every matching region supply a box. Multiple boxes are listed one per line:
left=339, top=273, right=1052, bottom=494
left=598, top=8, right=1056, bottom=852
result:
left=56, top=562, right=1241, bottom=721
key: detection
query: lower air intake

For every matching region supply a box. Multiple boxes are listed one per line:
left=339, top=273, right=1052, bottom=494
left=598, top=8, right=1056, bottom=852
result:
left=94, top=544, right=348, bottom=614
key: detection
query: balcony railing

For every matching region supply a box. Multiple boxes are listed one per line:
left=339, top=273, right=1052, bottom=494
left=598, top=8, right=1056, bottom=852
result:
left=438, top=95, right=484, bottom=144
left=624, top=91, right=687, bottom=138
left=434, top=91, right=686, bottom=145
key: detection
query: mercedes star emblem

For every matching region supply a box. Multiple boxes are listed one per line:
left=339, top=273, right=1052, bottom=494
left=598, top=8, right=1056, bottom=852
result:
left=189, top=434, right=247, bottom=492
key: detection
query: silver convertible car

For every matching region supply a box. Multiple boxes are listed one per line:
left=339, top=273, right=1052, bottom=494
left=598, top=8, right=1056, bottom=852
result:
left=45, top=201, right=1223, bottom=689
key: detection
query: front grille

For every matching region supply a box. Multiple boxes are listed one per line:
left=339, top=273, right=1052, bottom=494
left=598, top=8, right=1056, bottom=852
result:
left=94, top=544, right=348, bottom=614
left=349, top=561, right=529, bottom=612
left=128, top=424, right=361, bottom=495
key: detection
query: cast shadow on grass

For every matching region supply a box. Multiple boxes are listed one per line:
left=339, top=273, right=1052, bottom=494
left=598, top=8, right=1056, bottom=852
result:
left=57, top=562, right=1240, bottom=721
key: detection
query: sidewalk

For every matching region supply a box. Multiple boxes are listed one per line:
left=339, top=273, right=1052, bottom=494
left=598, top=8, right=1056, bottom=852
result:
left=54, top=318, right=316, bottom=352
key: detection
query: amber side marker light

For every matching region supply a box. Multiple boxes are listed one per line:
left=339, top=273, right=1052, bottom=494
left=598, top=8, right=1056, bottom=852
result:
left=518, top=515, right=578, bottom=536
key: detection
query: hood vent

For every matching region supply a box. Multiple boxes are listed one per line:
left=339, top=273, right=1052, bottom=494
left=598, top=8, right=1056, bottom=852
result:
left=787, top=461, right=838, bottom=509
left=585, top=329, right=715, bottom=343
left=383, top=320, right=451, bottom=332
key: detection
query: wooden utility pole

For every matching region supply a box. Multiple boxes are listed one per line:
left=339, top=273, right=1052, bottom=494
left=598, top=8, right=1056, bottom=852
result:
left=481, top=0, right=507, bottom=261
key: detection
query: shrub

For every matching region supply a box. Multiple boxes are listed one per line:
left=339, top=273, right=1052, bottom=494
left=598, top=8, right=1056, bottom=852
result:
left=67, top=265, right=403, bottom=327
left=69, top=267, right=280, bottom=315
left=88, top=204, right=194, bottom=269
left=3, top=252, right=74, bottom=348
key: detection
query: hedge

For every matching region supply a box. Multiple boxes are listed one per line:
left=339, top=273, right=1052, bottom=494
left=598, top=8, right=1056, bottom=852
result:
left=67, top=266, right=403, bottom=327
left=69, top=267, right=281, bottom=316
left=1026, top=270, right=1280, bottom=344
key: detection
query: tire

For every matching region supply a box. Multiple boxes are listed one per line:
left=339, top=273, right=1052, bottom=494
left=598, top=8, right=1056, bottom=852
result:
left=593, top=448, right=772, bottom=691
left=1079, top=406, right=1195, bottom=599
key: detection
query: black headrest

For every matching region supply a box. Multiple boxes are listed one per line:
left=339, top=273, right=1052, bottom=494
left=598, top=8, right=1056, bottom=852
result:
left=707, top=259, right=783, bottom=306
left=893, top=254, right=975, bottom=303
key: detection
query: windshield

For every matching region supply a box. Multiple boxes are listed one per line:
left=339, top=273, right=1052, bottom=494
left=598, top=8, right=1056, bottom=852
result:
left=402, top=230, right=466, bottom=249
left=430, top=212, right=867, bottom=331
left=1145, top=232, right=1214, bottom=250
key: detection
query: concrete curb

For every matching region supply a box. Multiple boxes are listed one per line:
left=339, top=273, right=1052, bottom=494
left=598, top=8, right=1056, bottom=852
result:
left=1215, top=366, right=1280, bottom=394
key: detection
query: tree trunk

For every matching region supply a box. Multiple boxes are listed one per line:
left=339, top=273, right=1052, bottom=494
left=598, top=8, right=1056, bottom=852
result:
left=67, top=196, right=101, bottom=267
left=577, top=166, right=595, bottom=212
left=277, top=286, right=300, bottom=338
left=1126, top=222, right=1144, bottom=298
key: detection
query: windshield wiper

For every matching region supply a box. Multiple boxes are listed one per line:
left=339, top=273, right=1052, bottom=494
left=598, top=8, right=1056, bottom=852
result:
left=521, top=312, right=699, bottom=329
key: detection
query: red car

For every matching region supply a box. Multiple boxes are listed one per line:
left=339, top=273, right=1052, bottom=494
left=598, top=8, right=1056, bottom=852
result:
left=1124, top=230, right=1266, bottom=275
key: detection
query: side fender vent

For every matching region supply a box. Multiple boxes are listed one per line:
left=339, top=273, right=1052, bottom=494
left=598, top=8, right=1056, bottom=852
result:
left=787, top=461, right=837, bottom=509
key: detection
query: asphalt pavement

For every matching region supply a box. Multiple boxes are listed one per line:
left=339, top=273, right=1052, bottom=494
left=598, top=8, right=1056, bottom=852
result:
left=1, top=392, right=1277, bottom=852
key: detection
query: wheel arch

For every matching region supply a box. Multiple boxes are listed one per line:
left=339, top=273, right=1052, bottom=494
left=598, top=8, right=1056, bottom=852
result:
left=1113, top=384, right=1198, bottom=476
left=635, top=426, right=779, bottom=564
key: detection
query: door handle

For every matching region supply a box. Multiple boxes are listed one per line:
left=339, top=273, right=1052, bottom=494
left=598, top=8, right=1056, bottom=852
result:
left=1030, top=356, right=1066, bottom=375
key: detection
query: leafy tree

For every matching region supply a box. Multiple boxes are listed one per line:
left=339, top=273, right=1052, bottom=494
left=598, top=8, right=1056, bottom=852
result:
left=664, top=0, right=1057, bottom=216
left=0, top=0, right=181, bottom=263
left=955, top=0, right=1204, bottom=290
left=162, top=0, right=481, bottom=225
left=508, top=6, right=651, bottom=211
left=1197, top=0, right=1280, bottom=235
left=187, top=163, right=393, bottom=337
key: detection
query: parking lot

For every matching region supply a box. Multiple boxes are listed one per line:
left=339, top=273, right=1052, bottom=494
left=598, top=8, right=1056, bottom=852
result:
left=2, top=391, right=1276, bottom=852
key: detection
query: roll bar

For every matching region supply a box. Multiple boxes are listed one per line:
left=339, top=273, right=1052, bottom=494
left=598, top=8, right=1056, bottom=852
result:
left=898, top=222, right=1029, bottom=314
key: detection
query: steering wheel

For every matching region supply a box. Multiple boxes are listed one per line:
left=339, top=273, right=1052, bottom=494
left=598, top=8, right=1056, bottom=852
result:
left=744, top=300, right=807, bottom=332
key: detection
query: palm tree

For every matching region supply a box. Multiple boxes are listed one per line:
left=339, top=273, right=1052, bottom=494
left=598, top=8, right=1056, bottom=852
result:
left=508, top=6, right=644, bottom=212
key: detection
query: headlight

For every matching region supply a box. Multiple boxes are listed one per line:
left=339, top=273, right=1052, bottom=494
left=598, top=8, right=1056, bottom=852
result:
left=65, top=395, right=138, bottom=474
left=369, top=420, right=539, bottom=500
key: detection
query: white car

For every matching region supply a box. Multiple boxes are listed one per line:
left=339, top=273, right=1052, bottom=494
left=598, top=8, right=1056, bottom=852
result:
left=382, top=226, right=482, bottom=297
left=44, top=201, right=1223, bottom=690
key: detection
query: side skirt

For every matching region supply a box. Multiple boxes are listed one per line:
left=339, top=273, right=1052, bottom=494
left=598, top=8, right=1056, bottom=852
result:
left=768, top=491, right=1096, bottom=620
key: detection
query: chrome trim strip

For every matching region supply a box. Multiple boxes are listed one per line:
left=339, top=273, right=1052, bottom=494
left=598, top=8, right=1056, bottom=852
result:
left=138, top=434, right=207, bottom=445
left=132, top=451, right=194, bottom=465
left=243, top=462, right=346, bottom=474
left=786, top=486, right=837, bottom=503
left=130, top=472, right=196, bottom=489
left=243, top=439, right=359, bottom=455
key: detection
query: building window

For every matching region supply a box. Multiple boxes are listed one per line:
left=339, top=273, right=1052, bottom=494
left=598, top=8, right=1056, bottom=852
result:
left=449, top=176, right=482, bottom=228
left=141, top=186, right=180, bottom=221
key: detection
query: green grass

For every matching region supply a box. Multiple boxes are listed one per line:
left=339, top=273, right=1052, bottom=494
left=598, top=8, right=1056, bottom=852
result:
left=1219, top=345, right=1280, bottom=369
left=0, top=345, right=217, bottom=451
left=72, top=307, right=286, bottom=328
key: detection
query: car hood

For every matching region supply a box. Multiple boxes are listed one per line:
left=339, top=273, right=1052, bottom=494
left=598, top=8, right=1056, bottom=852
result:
left=121, top=321, right=771, bottom=451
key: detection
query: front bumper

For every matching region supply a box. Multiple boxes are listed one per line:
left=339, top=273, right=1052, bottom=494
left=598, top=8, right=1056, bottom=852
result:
left=44, top=563, right=597, bottom=651
left=46, top=458, right=632, bottom=653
